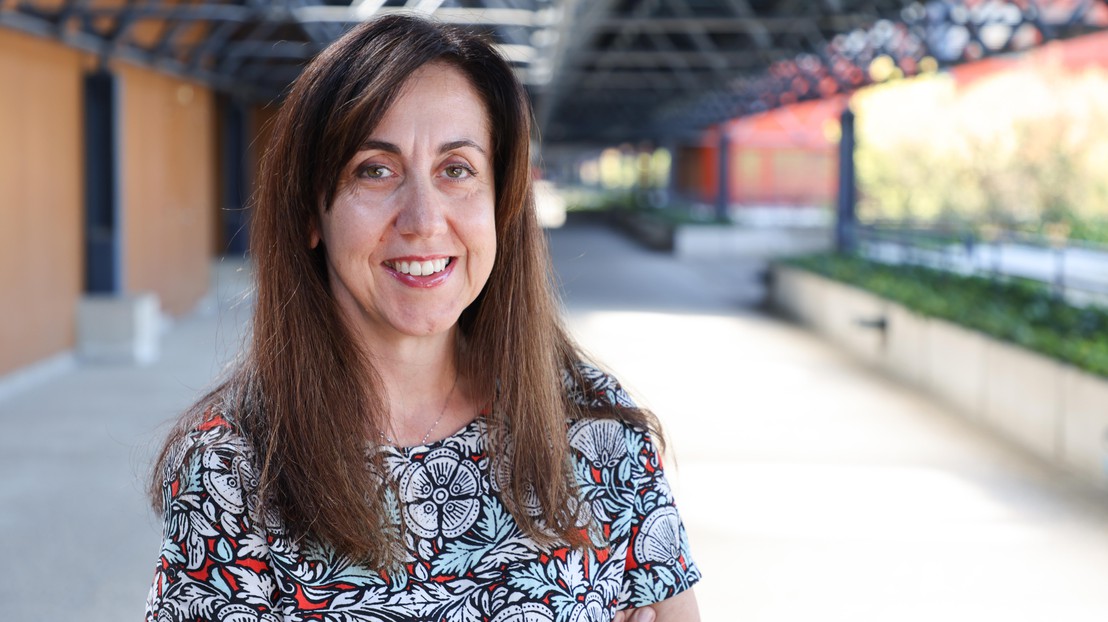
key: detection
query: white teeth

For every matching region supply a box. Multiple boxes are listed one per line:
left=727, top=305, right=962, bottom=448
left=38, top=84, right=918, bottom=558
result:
left=390, top=258, right=450, bottom=276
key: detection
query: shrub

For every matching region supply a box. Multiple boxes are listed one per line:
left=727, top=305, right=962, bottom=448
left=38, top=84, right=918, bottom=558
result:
left=782, top=254, right=1108, bottom=377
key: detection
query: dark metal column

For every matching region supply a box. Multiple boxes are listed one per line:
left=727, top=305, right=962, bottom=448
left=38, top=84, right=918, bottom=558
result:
left=220, top=97, right=250, bottom=255
left=716, top=129, right=730, bottom=221
left=84, top=70, right=120, bottom=293
left=663, top=139, right=678, bottom=208
left=836, top=106, right=858, bottom=253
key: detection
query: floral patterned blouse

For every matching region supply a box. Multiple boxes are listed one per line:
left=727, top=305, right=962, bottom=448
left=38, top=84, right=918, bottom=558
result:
left=145, top=367, right=700, bottom=621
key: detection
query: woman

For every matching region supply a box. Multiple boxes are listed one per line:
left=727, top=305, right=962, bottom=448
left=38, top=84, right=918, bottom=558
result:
left=146, top=14, right=700, bottom=622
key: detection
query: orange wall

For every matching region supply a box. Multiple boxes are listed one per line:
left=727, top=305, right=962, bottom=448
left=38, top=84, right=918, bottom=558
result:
left=684, top=99, right=841, bottom=208
left=118, top=64, right=216, bottom=316
left=0, top=29, right=84, bottom=375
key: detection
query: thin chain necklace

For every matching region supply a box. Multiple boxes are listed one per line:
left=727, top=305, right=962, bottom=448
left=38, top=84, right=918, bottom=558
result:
left=381, top=373, right=459, bottom=447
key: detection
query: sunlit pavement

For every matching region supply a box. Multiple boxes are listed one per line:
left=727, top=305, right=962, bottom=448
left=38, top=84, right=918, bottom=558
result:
left=0, top=261, right=254, bottom=621
left=3, top=221, right=1108, bottom=620
left=550, top=216, right=1108, bottom=622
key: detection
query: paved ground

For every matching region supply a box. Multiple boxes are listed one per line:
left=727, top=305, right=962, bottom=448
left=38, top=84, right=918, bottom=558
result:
left=3, top=217, right=1108, bottom=620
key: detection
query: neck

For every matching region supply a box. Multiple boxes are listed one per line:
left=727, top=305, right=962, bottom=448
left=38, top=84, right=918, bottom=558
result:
left=360, top=327, right=470, bottom=445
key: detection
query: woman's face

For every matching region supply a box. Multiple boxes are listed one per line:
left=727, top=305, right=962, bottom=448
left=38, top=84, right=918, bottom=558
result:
left=314, top=62, right=497, bottom=345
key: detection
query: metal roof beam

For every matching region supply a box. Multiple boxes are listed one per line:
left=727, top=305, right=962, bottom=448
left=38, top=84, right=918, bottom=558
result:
left=292, top=5, right=548, bottom=28
left=106, top=0, right=143, bottom=45
left=219, top=39, right=322, bottom=61
left=152, top=3, right=203, bottom=57
left=720, top=0, right=774, bottom=49
left=54, top=0, right=91, bottom=31
left=406, top=0, right=446, bottom=13
left=219, top=17, right=284, bottom=75
left=185, top=18, right=240, bottom=71
left=572, top=49, right=784, bottom=68
left=573, top=70, right=724, bottom=90
left=535, top=0, right=618, bottom=130
left=591, top=15, right=877, bottom=34
left=78, top=3, right=257, bottom=23
left=0, top=2, right=271, bottom=99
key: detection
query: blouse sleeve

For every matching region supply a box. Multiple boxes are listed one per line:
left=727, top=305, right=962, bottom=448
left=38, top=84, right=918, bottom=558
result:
left=566, top=363, right=702, bottom=607
left=620, top=425, right=702, bottom=608
left=145, top=415, right=281, bottom=622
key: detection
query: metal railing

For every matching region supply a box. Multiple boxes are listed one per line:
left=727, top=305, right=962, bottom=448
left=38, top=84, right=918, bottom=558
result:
left=853, top=223, right=1108, bottom=307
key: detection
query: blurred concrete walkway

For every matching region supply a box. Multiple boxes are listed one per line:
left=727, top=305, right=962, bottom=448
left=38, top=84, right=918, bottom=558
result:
left=3, top=218, right=1108, bottom=620
left=0, top=261, right=253, bottom=621
left=552, top=216, right=1108, bottom=621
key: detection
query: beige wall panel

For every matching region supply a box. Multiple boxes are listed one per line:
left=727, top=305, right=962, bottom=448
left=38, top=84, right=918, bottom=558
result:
left=118, top=64, right=216, bottom=316
left=0, top=30, right=84, bottom=375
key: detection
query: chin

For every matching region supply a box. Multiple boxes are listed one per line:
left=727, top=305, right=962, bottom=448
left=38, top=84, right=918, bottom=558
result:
left=394, top=318, right=459, bottom=338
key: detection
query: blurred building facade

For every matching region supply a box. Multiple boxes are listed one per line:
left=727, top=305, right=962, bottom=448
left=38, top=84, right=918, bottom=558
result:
left=677, top=96, right=846, bottom=211
left=3, top=0, right=1107, bottom=381
left=0, top=27, right=273, bottom=377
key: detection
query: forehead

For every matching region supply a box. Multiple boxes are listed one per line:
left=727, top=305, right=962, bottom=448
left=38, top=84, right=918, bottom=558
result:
left=369, top=62, right=491, bottom=146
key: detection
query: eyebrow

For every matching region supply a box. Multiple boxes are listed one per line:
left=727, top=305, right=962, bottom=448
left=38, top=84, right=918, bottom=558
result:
left=439, top=139, right=487, bottom=156
left=358, top=139, right=488, bottom=156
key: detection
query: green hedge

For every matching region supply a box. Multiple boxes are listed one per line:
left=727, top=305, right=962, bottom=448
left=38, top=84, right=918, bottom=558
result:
left=782, top=254, right=1108, bottom=378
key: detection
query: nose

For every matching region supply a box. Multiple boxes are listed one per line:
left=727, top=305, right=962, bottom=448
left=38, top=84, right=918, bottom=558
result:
left=394, top=176, right=448, bottom=239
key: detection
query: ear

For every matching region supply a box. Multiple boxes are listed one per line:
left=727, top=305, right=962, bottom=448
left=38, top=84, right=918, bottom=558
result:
left=309, top=220, right=321, bottom=249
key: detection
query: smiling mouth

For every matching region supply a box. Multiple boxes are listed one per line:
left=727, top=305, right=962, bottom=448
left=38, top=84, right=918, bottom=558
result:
left=383, top=257, right=453, bottom=276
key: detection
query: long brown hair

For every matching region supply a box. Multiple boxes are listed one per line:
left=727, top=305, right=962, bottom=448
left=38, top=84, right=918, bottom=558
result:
left=151, top=14, right=659, bottom=565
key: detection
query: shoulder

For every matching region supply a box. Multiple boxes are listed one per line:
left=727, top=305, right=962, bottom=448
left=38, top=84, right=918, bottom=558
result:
left=165, top=409, right=252, bottom=465
left=159, top=409, right=260, bottom=512
left=562, top=362, right=658, bottom=465
left=562, top=362, right=637, bottom=410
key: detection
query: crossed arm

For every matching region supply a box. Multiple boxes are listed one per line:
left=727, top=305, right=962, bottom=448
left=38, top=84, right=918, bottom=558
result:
left=616, top=589, right=701, bottom=622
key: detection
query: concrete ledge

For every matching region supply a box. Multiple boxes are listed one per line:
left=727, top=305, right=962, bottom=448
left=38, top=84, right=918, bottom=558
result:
left=1061, top=368, right=1108, bottom=487
left=674, top=225, right=832, bottom=259
left=884, top=303, right=929, bottom=387
left=77, top=292, right=161, bottom=365
left=821, top=281, right=887, bottom=366
left=924, top=319, right=986, bottom=424
left=771, top=264, right=1108, bottom=490
left=614, top=211, right=833, bottom=258
left=611, top=210, right=674, bottom=251
left=0, top=351, right=76, bottom=402
left=982, top=339, right=1063, bottom=460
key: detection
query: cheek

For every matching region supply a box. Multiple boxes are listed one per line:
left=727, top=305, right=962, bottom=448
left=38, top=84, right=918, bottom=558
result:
left=476, top=203, right=498, bottom=256
left=465, top=201, right=497, bottom=276
left=322, top=196, right=389, bottom=253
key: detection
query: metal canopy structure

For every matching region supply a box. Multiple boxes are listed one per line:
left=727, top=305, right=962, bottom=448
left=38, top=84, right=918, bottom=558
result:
left=3, top=0, right=1107, bottom=146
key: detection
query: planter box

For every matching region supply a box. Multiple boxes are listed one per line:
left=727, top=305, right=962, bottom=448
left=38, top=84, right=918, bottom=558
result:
left=981, top=339, right=1062, bottom=460
left=772, top=266, right=826, bottom=329
left=1061, top=367, right=1108, bottom=487
left=770, top=264, right=1108, bottom=492
left=614, top=211, right=832, bottom=258
left=882, top=303, right=929, bottom=387
left=612, top=211, right=674, bottom=251
left=923, top=319, right=986, bottom=424
left=674, top=225, right=832, bottom=259
left=821, top=283, right=887, bottom=366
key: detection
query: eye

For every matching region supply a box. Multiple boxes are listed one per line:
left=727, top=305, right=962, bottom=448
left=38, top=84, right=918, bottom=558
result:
left=443, top=164, right=476, bottom=180
left=357, top=164, right=395, bottom=180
